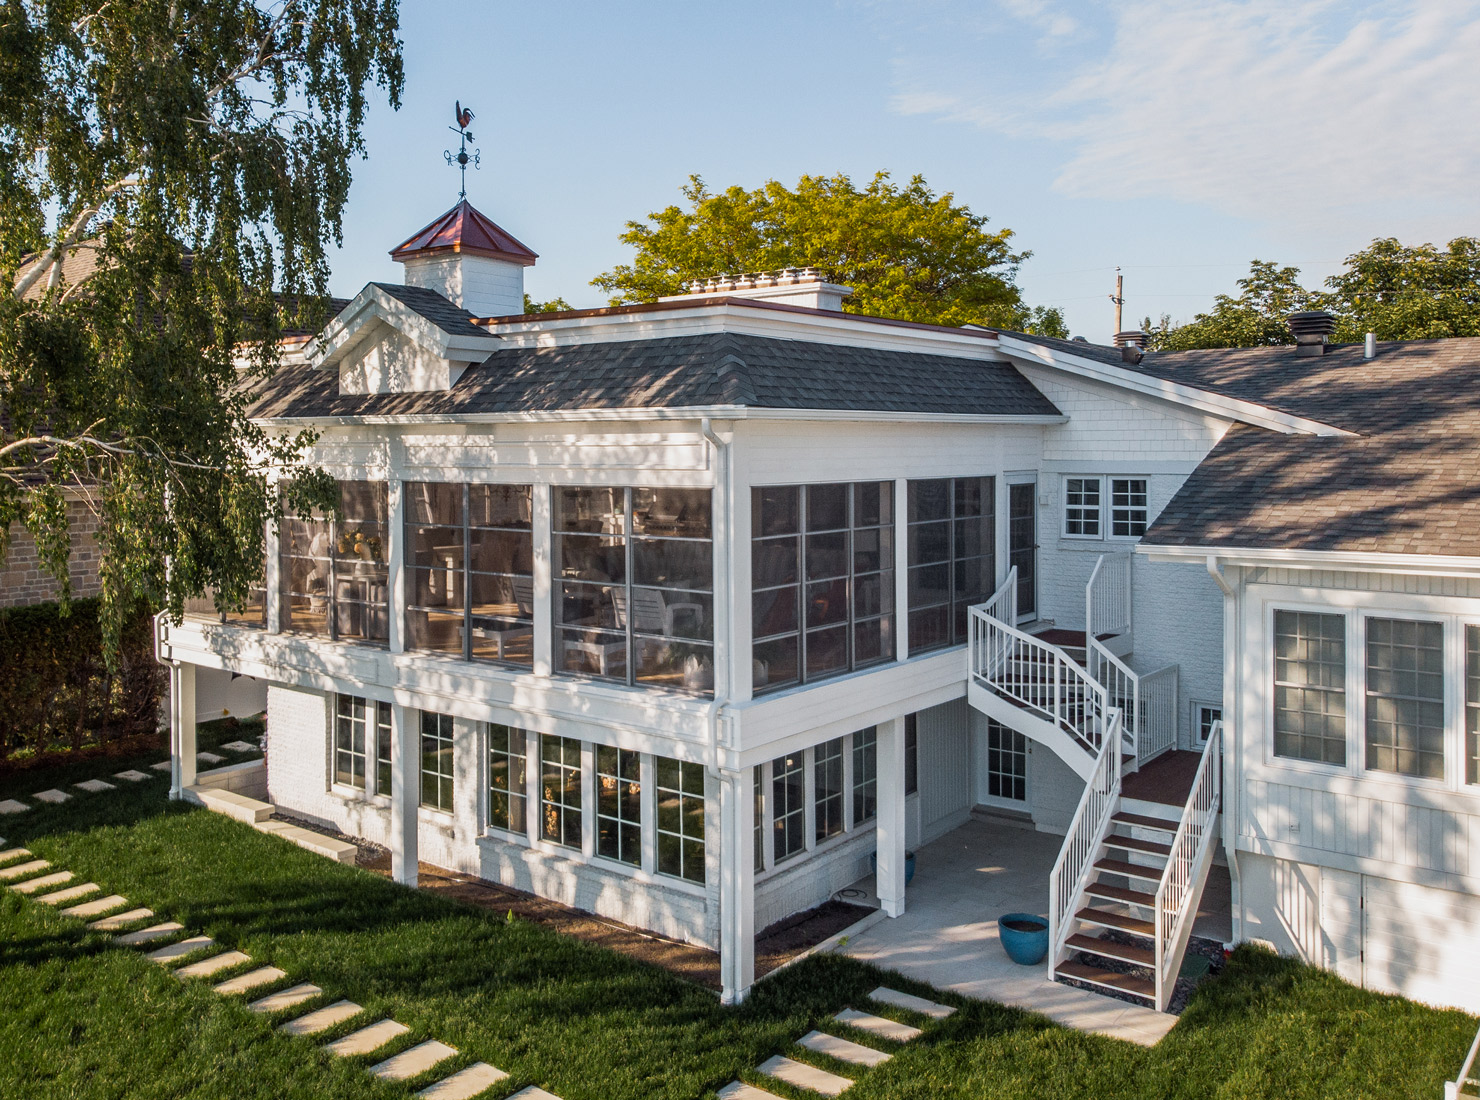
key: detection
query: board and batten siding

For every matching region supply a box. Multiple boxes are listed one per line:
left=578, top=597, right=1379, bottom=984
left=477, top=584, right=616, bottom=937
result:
left=918, top=698, right=973, bottom=845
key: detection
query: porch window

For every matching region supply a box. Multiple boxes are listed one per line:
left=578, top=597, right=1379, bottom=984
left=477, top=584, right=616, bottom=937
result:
left=540, top=735, right=583, bottom=849
left=282, top=481, right=389, bottom=643
left=554, top=487, right=714, bottom=694
left=420, top=711, right=455, bottom=812
left=753, top=767, right=766, bottom=872
left=334, top=694, right=389, bottom=792
left=487, top=725, right=527, bottom=834
left=814, top=737, right=845, bottom=842
left=655, top=757, right=706, bottom=883
left=905, top=713, right=919, bottom=795
left=1110, top=478, right=1149, bottom=538
left=1272, top=610, right=1347, bottom=765
left=1195, top=704, right=1223, bottom=744
left=851, top=727, right=877, bottom=826
left=597, top=746, right=642, bottom=866
left=405, top=483, right=534, bottom=668
left=1063, top=478, right=1101, bottom=538
left=771, top=752, right=806, bottom=862
left=1467, top=626, right=1480, bottom=786
left=907, top=477, right=995, bottom=655
left=184, top=573, right=267, bottom=628
left=751, top=482, right=894, bottom=695
left=1365, top=618, right=1445, bottom=780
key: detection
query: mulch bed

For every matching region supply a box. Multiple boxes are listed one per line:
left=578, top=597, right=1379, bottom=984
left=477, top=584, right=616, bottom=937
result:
left=0, top=729, right=166, bottom=778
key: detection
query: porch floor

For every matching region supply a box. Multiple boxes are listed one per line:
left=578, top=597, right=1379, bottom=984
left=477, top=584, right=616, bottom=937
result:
left=839, top=817, right=1231, bottom=1046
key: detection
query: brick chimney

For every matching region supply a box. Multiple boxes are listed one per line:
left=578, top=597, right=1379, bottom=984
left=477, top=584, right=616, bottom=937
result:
left=390, top=200, right=537, bottom=318
left=1288, top=310, right=1337, bottom=357
left=659, top=268, right=852, bottom=311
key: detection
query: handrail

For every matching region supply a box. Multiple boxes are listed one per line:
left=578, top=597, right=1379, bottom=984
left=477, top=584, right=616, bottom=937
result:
left=1086, top=639, right=1138, bottom=761
left=1085, top=552, right=1132, bottom=641
left=1153, top=719, right=1223, bottom=1012
left=981, top=564, right=1018, bottom=627
left=1136, top=663, right=1180, bottom=763
left=1048, top=708, right=1123, bottom=980
left=1448, top=1023, right=1480, bottom=1099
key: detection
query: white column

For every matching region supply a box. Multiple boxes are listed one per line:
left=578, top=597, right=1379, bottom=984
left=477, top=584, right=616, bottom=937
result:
left=639, top=753, right=657, bottom=875
left=532, top=484, right=554, bottom=677
left=390, top=703, right=420, bottom=886
left=169, top=662, right=197, bottom=799
left=875, top=715, right=907, bottom=918
left=387, top=478, right=406, bottom=653
left=264, top=520, right=282, bottom=634
left=718, top=766, right=756, bottom=1005
left=893, top=478, right=909, bottom=661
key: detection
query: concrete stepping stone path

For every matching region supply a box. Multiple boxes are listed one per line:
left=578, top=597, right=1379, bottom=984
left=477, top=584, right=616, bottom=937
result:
left=11, top=870, right=74, bottom=894
left=0, top=847, right=32, bottom=864
left=0, top=799, right=28, bottom=815
left=250, top=982, right=322, bottom=1014
left=757, top=1055, right=853, bottom=1097
left=74, top=778, right=116, bottom=793
left=833, top=1008, right=923, bottom=1043
left=220, top=741, right=259, bottom=754
left=114, top=770, right=150, bottom=782
left=62, top=894, right=129, bottom=919
left=214, top=966, right=286, bottom=996
left=416, top=1062, right=509, bottom=1099
left=33, top=789, right=70, bottom=804
left=38, top=882, right=101, bottom=906
left=196, top=752, right=225, bottom=766
left=797, top=1031, right=891, bottom=1068
left=718, top=1083, right=787, bottom=1100
left=323, top=1018, right=409, bottom=1057
left=150, top=761, right=172, bottom=772
left=175, top=950, right=251, bottom=980
left=370, top=1039, right=457, bottom=1081
left=868, top=986, right=956, bottom=1020
left=279, top=999, right=362, bottom=1036
left=506, top=1089, right=563, bottom=1100
left=146, top=935, right=216, bottom=964
left=116, top=920, right=184, bottom=946
left=0, top=858, right=50, bottom=880
left=89, top=907, right=154, bottom=931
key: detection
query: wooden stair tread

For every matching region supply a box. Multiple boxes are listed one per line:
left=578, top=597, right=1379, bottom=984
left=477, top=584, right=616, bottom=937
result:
left=1104, top=834, right=1172, bottom=857
left=1057, top=959, right=1155, bottom=999
left=1067, top=932, right=1155, bottom=967
left=1083, top=882, right=1157, bottom=907
left=1077, top=906, right=1155, bottom=936
left=1094, top=857, right=1163, bottom=882
left=1112, top=811, right=1177, bottom=832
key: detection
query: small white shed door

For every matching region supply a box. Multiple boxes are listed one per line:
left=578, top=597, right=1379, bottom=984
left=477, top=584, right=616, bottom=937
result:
left=1360, top=876, right=1480, bottom=1014
left=1318, top=868, right=1364, bottom=986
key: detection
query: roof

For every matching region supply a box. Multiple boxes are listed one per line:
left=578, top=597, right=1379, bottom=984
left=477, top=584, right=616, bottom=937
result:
left=1141, top=338, right=1480, bottom=557
left=248, top=331, right=1062, bottom=420
left=369, top=283, right=483, bottom=336
left=389, top=200, right=538, bottom=266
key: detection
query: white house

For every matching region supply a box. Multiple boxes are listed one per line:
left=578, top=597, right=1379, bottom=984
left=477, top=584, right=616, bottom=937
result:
left=156, top=199, right=1480, bottom=1016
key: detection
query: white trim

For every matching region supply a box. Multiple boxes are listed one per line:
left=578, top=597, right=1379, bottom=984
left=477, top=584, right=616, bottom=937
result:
left=1142, top=543, right=1480, bottom=578
left=256, top=407, right=1071, bottom=428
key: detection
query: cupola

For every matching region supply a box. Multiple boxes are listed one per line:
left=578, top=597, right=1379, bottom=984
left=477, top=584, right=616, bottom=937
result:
left=390, top=200, right=538, bottom=318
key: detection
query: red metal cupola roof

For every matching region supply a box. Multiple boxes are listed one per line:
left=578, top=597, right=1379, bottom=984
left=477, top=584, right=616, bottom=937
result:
left=389, top=199, right=538, bottom=266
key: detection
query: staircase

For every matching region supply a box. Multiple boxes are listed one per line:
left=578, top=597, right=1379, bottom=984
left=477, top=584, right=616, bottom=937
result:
left=1449, top=1024, right=1480, bottom=1099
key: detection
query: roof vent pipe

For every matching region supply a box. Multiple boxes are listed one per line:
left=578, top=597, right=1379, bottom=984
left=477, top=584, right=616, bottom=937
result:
left=1365, top=332, right=1376, bottom=359
left=1287, top=310, right=1337, bottom=357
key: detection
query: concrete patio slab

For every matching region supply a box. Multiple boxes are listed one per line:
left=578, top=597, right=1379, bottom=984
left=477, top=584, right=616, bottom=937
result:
left=0, top=859, right=50, bottom=880
left=370, top=1039, right=458, bottom=1081
left=717, top=1084, right=786, bottom=1100
left=220, top=741, right=260, bottom=753
left=323, top=1018, right=409, bottom=1057
left=417, top=1062, right=509, bottom=1099
left=37, top=882, right=100, bottom=905
left=146, top=935, right=216, bottom=964
left=113, top=770, right=151, bottom=782
left=88, top=907, right=154, bottom=931
left=249, top=982, right=322, bottom=1014
left=115, top=921, right=185, bottom=946
left=213, top=966, right=286, bottom=995
left=757, top=1055, right=852, bottom=1097
left=0, top=847, right=32, bottom=863
left=868, top=987, right=955, bottom=1020
left=74, top=779, right=116, bottom=793
left=0, top=800, right=28, bottom=814
left=150, top=761, right=172, bottom=772
left=833, top=1008, right=922, bottom=1043
left=11, top=870, right=74, bottom=894
left=278, top=999, right=361, bottom=1035
left=797, top=1031, right=891, bottom=1067
left=33, top=789, right=70, bottom=804
left=175, top=950, right=251, bottom=980
left=62, top=894, right=129, bottom=919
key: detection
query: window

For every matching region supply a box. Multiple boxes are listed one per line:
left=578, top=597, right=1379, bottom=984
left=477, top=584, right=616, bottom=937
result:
left=1273, top=611, right=1347, bottom=765
left=1064, top=478, right=1101, bottom=537
left=420, top=711, right=455, bottom=812
left=487, top=725, right=527, bottom=834
left=334, top=695, right=390, bottom=794
left=281, top=481, right=389, bottom=643
left=1195, top=704, right=1223, bottom=744
left=771, top=752, right=806, bottom=862
left=907, top=477, right=995, bottom=655
left=904, top=713, right=919, bottom=795
left=597, top=747, right=642, bottom=865
left=1468, top=626, right=1480, bottom=786
left=1366, top=618, right=1445, bottom=780
left=540, top=736, right=583, bottom=849
left=376, top=705, right=392, bottom=795
left=986, top=719, right=1027, bottom=802
left=184, top=574, right=268, bottom=628
left=751, top=482, right=894, bottom=694
left=814, top=738, right=845, bottom=842
left=655, top=757, right=706, bottom=883
left=753, top=767, right=766, bottom=872
left=406, top=483, right=534, bottom=667
left=555, top=487, right=714, bottom=693
left=851, top=727, right=878, bottom=826
left=1110, top=478, right=1149, bottom=538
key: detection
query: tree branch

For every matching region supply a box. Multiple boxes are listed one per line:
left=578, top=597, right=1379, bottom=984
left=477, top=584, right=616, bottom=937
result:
left=12, top=176, right=140, bottom=299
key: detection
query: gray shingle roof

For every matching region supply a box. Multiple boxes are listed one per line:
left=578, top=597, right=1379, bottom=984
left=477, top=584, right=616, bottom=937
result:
left=247, top=331, right=1061, bottom=419
left=370, top=282, right=482, bottom=335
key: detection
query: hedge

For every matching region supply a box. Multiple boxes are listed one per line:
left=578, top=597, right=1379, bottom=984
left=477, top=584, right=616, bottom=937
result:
left=0, top=598, right=166, bottom=762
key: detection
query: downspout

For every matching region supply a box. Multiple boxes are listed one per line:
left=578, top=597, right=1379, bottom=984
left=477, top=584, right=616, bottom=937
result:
left=1207, top=554, right=1242, bottom=946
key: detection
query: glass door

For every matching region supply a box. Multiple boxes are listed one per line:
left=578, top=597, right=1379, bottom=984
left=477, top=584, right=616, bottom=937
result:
left=983, top=718, right=1028, bottom=807
left=1008, top=481, right=1037, bottom=621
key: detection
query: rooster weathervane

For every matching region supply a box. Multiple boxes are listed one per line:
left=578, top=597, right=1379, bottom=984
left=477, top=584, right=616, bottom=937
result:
left=443, top=101, right=480, bottom=200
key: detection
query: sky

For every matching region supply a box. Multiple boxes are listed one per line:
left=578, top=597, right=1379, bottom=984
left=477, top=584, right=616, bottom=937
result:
left=329, top=0, right=1480, bottom=341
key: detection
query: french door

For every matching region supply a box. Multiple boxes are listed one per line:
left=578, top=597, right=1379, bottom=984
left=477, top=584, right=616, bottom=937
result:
left=1008, top=481, right=1037, bottom=622
left=982, top=718, right=1028, bottom=807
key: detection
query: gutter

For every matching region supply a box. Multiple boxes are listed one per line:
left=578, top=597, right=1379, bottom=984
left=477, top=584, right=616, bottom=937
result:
left=252, top=409, right=1071, bottom=428
left=1141, top=542, right=1480, bottom=578
left=1207, top=555, right=1243, bottom=946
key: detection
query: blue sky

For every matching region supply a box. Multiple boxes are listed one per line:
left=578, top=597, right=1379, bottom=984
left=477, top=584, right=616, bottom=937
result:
left=330, top=1, right=1480, bottom=340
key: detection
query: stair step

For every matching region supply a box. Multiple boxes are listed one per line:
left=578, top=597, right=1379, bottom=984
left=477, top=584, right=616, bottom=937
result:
left=1057, top=959, right=1155, bottom=1000
left=1104, top=835, right=1172, bottom=858
left=1112, top=811, right=1178, bottom=832
left=1083, top=882, right=1157, bottom=908
left=1094, top=858, right=1164, bottom=883
left=1066, top=932, right=1155, bottom=967
left=1076, top=907, right=1155, bottom=936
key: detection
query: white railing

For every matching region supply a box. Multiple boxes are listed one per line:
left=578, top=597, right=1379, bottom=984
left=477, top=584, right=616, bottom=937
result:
left=1137, top=664, right=1181, bottom=763
left=1086, top=641, right=1139, bottom=760
left=1085, top=552, right=1132, bottom=641
left=1048, top=708, right=1124, bottom=981
left=980, top=565, right=1018, bottom=629
left=1447, top=1023, right=1480, bottom=1099
left=1153, top=719, right=1223, bottom=1012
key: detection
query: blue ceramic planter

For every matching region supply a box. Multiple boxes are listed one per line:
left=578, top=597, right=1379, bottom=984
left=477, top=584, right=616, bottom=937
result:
left=999, top=912, right=1050, bottom=965
left=869, top=851, right=917, bottom=886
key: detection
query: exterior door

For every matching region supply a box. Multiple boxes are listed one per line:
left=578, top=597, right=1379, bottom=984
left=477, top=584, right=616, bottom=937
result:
left=982, top=717, right=1028, bottom=808
left=1008, top=482, right=1037, bottom=621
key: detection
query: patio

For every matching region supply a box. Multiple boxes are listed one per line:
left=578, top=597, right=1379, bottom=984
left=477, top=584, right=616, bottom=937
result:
left=840, top=815, right=1232, bottom=1046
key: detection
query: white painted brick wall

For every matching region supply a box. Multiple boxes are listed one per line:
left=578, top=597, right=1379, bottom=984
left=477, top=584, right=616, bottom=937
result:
left=1131, top=558, right=1226, bottom=749
left=755, top=831, right=875, bottom=933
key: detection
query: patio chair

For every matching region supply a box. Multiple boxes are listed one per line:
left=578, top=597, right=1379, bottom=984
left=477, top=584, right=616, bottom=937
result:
left=610, top=587, right=701, bottom=638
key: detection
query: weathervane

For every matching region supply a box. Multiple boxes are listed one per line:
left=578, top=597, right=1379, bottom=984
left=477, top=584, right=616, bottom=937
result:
left=443, top=101, right=480, bottom=199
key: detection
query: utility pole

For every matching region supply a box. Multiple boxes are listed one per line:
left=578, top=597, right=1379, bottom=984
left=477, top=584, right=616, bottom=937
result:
left=1110, top=267, right=1124, bottom=337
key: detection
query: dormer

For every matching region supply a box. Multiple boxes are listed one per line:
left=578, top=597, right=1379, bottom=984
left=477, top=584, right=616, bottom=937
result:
left=390, top=199, right=538, bottom=318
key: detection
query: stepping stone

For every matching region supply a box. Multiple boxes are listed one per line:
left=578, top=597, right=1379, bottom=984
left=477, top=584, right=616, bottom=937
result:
left=213, top=966, right=286, bottom=996
left=33, top=789, right=70, bottom=804
left=718, top=1084, right=786, bottom=1100
left=38, top=882, right=101, bottom=906
left=0, top=859, right=50, bottom=880
left=798, top=1031, right=891, bottom=1068
left=417, top=1062, right=510, bottom=1099
left=0, top=847, right=31, bottom=863
left=278, top=999, right=361, bottom=1036
left=371, top=1039, right=458, bottom=1081
left=0, top=800, right=28, bottom=814
left=869, top=986, right=957, bottom=1019
left=322, top=1018, right=409, bottom=1057
left=175, top=950, right=251, bottom=980
left=505, top=1090, right=563, bottom=1100
left=62, top=894, right=129, bottom=919
left=757, top=1055, right=853, bottom=1097
left=115, top=921, right=185, bottom=946
left=220, top=741, right=259, bottom=753
left=150, top=761, right=172, bottom=772
left=834, top=1008, right=923, bottom=1043
left=114, top=770, right=150, bottom=782
left=11, top=870, right=74, bottom=894
left=249, top=982, right=322, bottom=1014
left=146, top=935, right=215, bottom=964
left=74, top=778, right=116, bottom=793
left=196, top=752, right=225, bottom=765
left=88, top=907, right=154, bottom=931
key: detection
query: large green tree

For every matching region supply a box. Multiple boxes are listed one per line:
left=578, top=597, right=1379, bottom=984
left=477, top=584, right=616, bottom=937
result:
left=0, top=1, right=402, bottom=652
left=593, top=173, right=1068, bottom=336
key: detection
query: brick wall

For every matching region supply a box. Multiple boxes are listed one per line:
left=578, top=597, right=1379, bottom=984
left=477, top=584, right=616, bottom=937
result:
left=0, top=499, right=103, bottom=608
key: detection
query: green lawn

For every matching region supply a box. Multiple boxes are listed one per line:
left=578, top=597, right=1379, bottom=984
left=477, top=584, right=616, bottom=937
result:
left=0, top=773, right=1474, bottom=1100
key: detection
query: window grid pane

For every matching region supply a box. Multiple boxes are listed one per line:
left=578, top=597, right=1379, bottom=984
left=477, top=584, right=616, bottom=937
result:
left=771, top=753, right=806, bottom=862
left=282, top=482, right=389, bottom=643
left=375, top=701, right=392, bottom=795
left=334, top=695, right=368, bottom=790
left=1272, top=610, right=1347, bottom=765
left=1110, top=478, right=1148, bottom=538
left=907, top=476, right=995, bottom=656
left=1365, top=617, right=1445, bottom=779
left=852, top=728, right=878, bottom=825
left=814, top=738, right=845, bottom=843
left=656, top=757, right=706, bottom=883
left=597, top=746, right=643, bottom=866
left=753, top=767, right=766, bottom=872
left=1065, top=478, right=1101, bottom=537
left=1467, top=625, right=1480, bottom=786
left=419, top=711, right=455, bottom=812
left=905, top=714, right=918, bottom=795
left=541, top=735, right=584, bottom=849
left=487, top=724, right=527, bottom=834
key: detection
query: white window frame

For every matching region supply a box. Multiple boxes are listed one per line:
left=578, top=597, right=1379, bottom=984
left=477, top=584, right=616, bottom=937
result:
left=1108, top=477, right=1150, bottom=540
left=1062, top=475, right=1149, bottom=542
left=1191, top=701, right=1222, bottom=744
left=329, top=693, right=392, bottom=802
left=1061, top=476, right=1103, bottom=540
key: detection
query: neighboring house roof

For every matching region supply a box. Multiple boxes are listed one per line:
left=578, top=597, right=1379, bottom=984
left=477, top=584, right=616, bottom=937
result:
left=249, top=331, right=1063, bottom=420
left=1142, top=338, right=1480, bottom=557
left=14, top=241, right=107, bottom=301
left=389, top=200, right=538, bottom=266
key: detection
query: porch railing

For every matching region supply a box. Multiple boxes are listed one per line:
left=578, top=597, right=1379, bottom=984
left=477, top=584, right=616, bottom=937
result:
left=1153, top=719, right=1222, bottom=1012
left=1447, top=1022, right=1480, bottom=1099
left=1085, top=552, right=1132, bottom=641
left=1048, top=708, right=1123, bottom=982
left=1137, top=664, right=1181, bottom=763
left=980, top=564, right=1018, bottom=629
left=1086, top=641, right=1139, bottom=762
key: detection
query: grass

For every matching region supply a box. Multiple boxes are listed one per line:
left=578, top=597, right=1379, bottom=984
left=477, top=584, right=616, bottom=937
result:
left=0, top=772, right=1476, bottom=1100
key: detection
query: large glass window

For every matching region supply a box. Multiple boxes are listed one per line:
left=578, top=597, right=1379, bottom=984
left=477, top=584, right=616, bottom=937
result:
left=655, top=757, right=706, bottom=883
left=851, top=727, right=877, bottom=826
left=282, top=481, right=389, bottom=643
left=334, top=695, right=390, bottom=794
left=814, top=737, right=845, bottom=842
left=1064, top=478, right=1101, bottom=537
left=487, top=725, right=527, bottom=834
left=406, top=483, right=534, bottom=667
left=751, top=482, right=894, bottom=694
left=1110, top=478, right=1149, bottom=538
left=1273, top=611, right=1347, bottom=765
left=753, top=767, right=766, bottom=872
left=540, top=735, right=584, bottom=849
left=905, top=713, right=919, bottom=795
left=771, top=752, right=806, bottom=862
left=555, top=487, right=713, bottom=693
left=1366, top=618, right=1445, bottom=779
left=597, top=747, right=642, bottom=866
left=907, top=477, right=995, bottom=655
left=420, top=711, right=455, bottom=812
left=1468, top=626, right=1480, bottom=786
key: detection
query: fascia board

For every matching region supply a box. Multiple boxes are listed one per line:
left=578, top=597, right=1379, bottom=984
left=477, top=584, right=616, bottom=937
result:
left=307, top=286, right=499, bottom=370
left=1140, top=542, right=1480, bottom=577
left=252, top=408, right=1070, bottom=428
